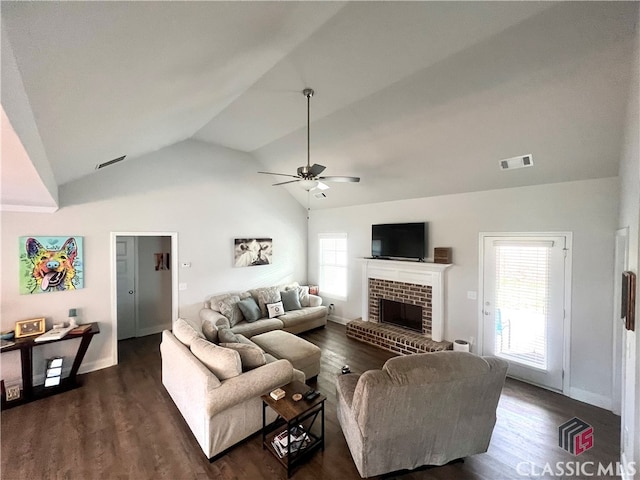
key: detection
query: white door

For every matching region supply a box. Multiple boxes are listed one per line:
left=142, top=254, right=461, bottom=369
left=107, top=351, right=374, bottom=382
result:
left=117, top=236, right=136, bottom=340
left=482, top=234, right=568, bottom=391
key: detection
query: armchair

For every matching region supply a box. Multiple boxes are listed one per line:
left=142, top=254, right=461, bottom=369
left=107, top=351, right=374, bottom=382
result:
left=336, top=351, right=508, bottom=477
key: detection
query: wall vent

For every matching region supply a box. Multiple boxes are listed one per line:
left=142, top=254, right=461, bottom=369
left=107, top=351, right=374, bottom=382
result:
left=96, top=155, right=126, bottom=170
left=499, top=154, right=533, bottom=170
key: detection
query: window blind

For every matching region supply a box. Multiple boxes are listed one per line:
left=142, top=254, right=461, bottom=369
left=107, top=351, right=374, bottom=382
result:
left=494, top=244, right=549, bottom=369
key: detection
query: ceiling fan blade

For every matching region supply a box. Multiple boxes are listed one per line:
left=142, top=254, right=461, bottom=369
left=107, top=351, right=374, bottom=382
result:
left=258, top=171, right=300, bottom=179
left=273, top=179, right=301, bottom=186
left=318, top=175, right=360, bottom=183
left=309, top=164, right=326, bottom=176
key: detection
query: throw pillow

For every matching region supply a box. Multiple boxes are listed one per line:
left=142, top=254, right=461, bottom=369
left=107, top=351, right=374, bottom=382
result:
left=201, top=319, right=219, bottom=344
left=255, top=287, right=281, bottom=317
left=298, top=285, right=311, bottom=307
left=220, top=343, right=267, bottom=371
left=190, top=338, right=242, bottom=380
left=172, top=318, right=205, bottom=347
left=237, top=297, right=262, bottom=323
left=280, top=288, right=302, bottom=311
left=208, top=293, right=231, bottom=312
left=218, top=295, right=244, bottom=327
left=267, top=301, right=284, bottom=318
left=218, top=328, right=240, bottom=344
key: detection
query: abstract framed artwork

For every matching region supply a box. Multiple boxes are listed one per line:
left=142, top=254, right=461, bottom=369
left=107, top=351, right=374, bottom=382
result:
left=19, top=236, right=84, bottom=294
left=621, top=271, right=636, bottom=332
left=234, top=238, right=272, bottom=267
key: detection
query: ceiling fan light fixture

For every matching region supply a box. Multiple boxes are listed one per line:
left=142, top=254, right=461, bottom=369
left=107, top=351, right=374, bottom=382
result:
left=299, top=179, right=319, bottom=190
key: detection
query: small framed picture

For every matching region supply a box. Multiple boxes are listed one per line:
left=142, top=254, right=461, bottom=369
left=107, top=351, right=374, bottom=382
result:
left=15, top=317, right=46, bottom=338
left=309, top=285, right=319, bottom=295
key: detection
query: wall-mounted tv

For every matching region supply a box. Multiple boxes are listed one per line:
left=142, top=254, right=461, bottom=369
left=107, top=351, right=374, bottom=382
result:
left=371, top=222, right=427, bottom=261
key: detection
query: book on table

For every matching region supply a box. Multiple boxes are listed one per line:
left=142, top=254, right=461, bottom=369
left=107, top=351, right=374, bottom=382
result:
left=271, top=425, right=310, bottom=458
left=69, top=324, right=92, bottom=334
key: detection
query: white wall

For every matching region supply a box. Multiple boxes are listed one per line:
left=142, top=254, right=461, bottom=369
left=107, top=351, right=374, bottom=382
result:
left=136, top=236, right=172, bottom=336
left=617, top=9, right=639, bottom=477
left=308, top=177, right=619, bottom=408
left=0, top=139, right=307, bottom=384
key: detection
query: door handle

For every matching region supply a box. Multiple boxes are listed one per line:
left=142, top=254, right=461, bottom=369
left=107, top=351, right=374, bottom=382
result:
left=129, top=290, right=134, bottom=295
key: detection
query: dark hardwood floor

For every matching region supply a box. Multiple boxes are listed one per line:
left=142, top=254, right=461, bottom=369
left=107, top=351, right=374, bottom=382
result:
left=1, top=322, right=621, bottom=479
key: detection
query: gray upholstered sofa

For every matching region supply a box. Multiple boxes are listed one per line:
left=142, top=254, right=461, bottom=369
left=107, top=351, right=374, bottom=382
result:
left=161, top=317, right=311, bottom=460
left=199, top=282, right=327, bottom=338
left=336, top=351, right=508, bottom=478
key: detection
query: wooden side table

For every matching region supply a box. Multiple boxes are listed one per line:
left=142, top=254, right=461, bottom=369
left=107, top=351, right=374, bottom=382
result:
left=1, top=322, right=99, bottom=410
left=261, top=380, right=326, bottom=477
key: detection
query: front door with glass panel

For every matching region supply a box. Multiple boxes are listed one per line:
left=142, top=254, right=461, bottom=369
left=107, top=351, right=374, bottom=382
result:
left=482, top=235, right=568, bottom=392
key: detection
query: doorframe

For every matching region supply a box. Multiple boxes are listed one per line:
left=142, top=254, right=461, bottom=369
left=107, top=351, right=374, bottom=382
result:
left=612, top=227, right=628, bottom=416
left=110, top=231, right=179, bottom=366
left=478, top=232, right=573, bottom=395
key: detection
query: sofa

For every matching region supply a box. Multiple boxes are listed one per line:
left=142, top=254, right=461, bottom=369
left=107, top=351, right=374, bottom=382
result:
left=336, top=351, right=508, bottom=478
left=161, top=317, right=315, bottom=460
left=199, top=282, right=327, bottom=338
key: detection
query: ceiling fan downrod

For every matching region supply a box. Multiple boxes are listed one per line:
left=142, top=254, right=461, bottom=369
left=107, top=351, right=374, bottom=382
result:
left=303, top=88, right=314, bottom=172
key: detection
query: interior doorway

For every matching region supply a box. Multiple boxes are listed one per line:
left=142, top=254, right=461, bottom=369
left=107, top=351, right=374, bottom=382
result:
left=111, top=232, right=178, bottom=365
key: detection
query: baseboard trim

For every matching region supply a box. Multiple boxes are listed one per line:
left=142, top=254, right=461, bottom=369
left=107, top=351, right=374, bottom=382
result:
left=568, top=387, right=612, bottom=411
left=135, top=324, right=171, bottom=338
left=328, top=315, right=349, bottom=325
left=78, top=357, right=116, bottom=374
left=31, top=357, right=114, bottom=385
left=620, top=452, right=635, bottom=480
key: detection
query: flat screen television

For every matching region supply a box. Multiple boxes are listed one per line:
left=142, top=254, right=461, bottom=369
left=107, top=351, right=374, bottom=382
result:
left=371, top=222, right=427, bottom=261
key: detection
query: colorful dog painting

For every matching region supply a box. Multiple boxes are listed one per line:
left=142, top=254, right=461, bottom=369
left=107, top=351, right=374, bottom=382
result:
left=19, top=236, right=84, bottom=294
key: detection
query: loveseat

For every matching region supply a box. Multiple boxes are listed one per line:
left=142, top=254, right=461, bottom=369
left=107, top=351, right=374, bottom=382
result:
left=161, top=317, right=311, bottom=459
left=199, top=282, right=327, bottom=338
left=336, top=351, right=508, bottom=478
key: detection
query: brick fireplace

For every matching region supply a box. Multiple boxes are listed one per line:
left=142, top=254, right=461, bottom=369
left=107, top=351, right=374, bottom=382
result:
left=346, top=258, right=453, bottom=355
left=368, top=278, right=432, bottom=334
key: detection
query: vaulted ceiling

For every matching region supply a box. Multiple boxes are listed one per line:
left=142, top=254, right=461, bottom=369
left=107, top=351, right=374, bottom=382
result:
left=1, top=1, right=637, bottom=211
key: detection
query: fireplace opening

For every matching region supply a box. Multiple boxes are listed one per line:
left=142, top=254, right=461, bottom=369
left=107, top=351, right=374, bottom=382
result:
left=379, top=298, right=422, bottom=332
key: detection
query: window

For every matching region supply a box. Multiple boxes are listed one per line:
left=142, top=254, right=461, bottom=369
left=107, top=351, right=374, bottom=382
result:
left=318, top=233, right=348, bottom=299
left=494, top=242, right=552, bottom=369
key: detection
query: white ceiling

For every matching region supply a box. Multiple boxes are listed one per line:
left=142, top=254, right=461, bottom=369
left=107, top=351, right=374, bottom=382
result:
left=1, top=1, right=637, bottom=210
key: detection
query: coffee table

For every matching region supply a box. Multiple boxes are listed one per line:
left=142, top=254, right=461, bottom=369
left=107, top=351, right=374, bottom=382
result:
left=261, top=380, right=326, bottom=477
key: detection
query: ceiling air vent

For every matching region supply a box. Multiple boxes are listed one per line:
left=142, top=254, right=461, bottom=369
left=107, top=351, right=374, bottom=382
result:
left=499, top=154, right=533, bottom=171
left=96, top=155, right=126, bottom=170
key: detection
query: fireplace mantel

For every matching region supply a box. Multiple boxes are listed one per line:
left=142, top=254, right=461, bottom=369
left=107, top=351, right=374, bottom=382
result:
left=360, top=258, right=452, bottom=341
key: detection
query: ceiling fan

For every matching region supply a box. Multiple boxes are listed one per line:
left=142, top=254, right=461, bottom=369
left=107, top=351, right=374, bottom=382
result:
left=258, top=88, right=360, bottom=191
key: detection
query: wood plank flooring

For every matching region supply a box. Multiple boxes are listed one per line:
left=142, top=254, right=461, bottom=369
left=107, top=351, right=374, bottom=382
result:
left=1, top=322, right=621, bottom=479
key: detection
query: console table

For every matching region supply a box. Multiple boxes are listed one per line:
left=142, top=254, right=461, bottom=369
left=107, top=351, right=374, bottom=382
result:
left=1, top=322, right=99, bottom=410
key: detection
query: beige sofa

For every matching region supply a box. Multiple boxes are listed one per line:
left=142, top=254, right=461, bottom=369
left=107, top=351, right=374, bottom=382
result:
left=336, top=351, right=508, bottom=478
left=199, top=283, right=327, bottom=338
left=161, top=318, right=308, bottom=460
